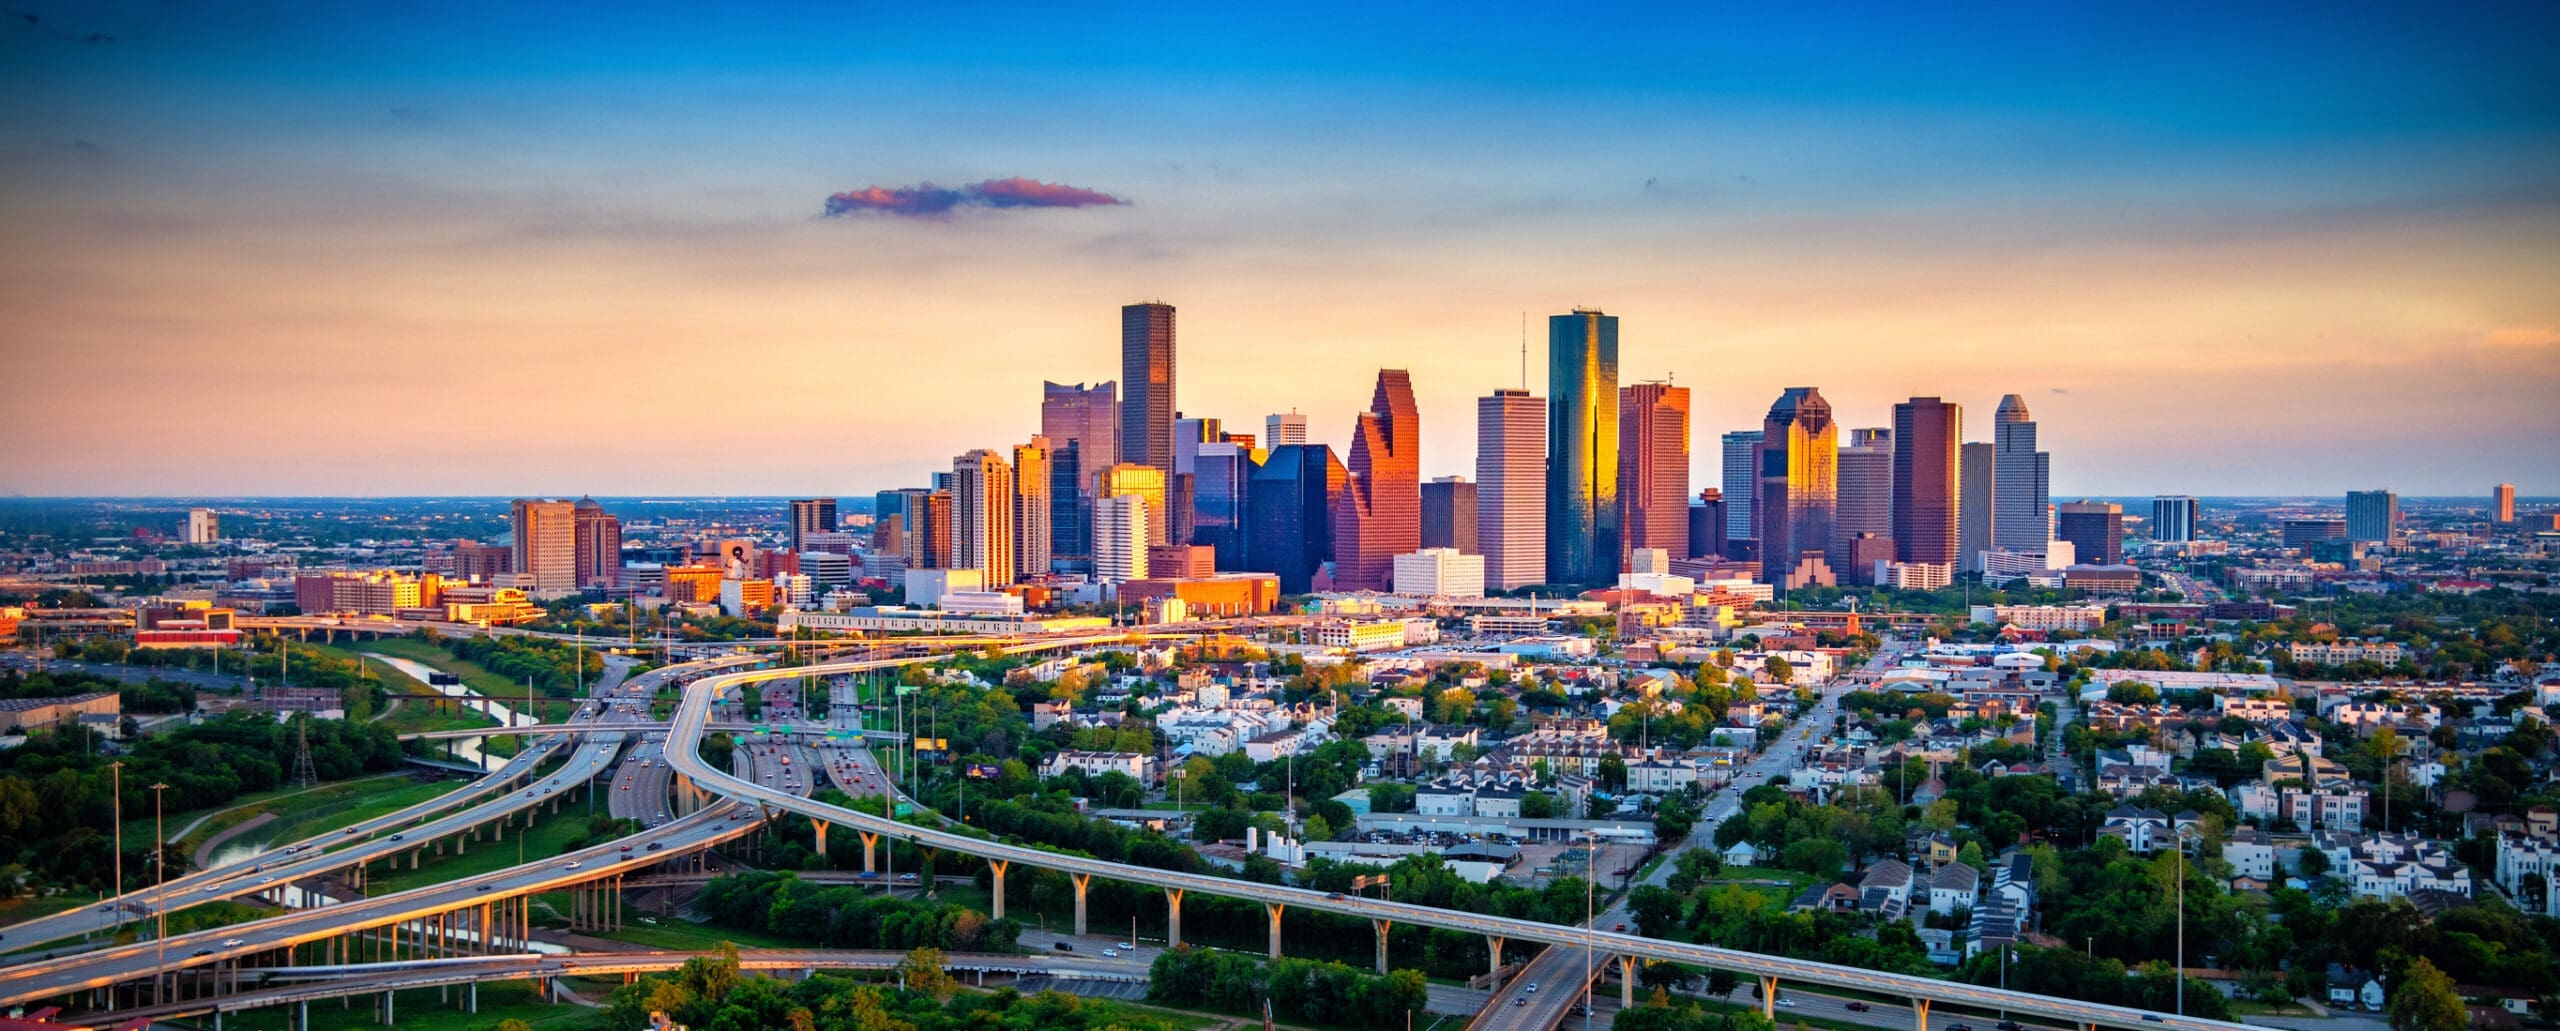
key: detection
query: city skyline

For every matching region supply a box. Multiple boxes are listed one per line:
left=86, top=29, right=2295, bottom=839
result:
left=4, top=6, right=2556, bottom=496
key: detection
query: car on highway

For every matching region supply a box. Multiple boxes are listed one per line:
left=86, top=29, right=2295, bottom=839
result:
left=391, top=833, right=405, bottom=841
left=1513, top=998, right=1526, bottom=1007
left=1525, top=983, right=1538, bottom=993
left=647, top=842, right=663, bottom=851
left=1102, top=948, right=1118, bottom=958
left=1845, top=1001, right=1870, bottom=1012
left=222, top=937, right=245, bottom=946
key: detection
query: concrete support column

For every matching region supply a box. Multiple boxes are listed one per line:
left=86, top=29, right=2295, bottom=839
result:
left=861, top=832, right=879, bottom=873
left=1487, top=936, right=1505, bottom=977
left=296, top=1000, right=308, bottom=1031
left=1164, top=888, right=1184, bottom=949
left=1618, top=955, right=1637, bottom=1007
left=379, top=991, right=395, bottom=1024
left=468, top=982, right=479, bottom=1013
left=409, top=848, right=420, bottom=870
left=987, top=860, right=1008, bottom=920
left=1760, top=976, right=1779, bottom=1021
left=1372, top=919, right=1392, bottom=974
left=815, top=819, right=828, bottom=857
left=1912, top=998, right=1931, bottom=1031
left=1265, top=903, right=1285, bottom=959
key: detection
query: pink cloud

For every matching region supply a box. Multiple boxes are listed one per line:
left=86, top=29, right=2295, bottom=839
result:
left=824, top=178, right=1127, bottom=218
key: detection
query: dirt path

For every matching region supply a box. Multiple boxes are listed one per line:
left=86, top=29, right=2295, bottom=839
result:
left=193, top=812, right=278, bottom=868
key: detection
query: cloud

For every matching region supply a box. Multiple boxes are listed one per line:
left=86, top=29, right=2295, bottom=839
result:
left=9, top=8, right=115, bottom=43
left=824, top=178, right=1127, bottom=218
left=2050, top=387, right=2069, bottom=394
left=2478, top=326, right=2559, bottom=349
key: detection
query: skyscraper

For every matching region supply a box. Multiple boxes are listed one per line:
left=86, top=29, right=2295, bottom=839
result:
left=1266, top=412, right=1308, bottom=447
left=1834, top=427, right=1893, bottom=575
left=185, top=507, right=220, bottom=545
left=787, top=498, right=837, bottom=553
left=1893, top=398, right=1961, bottom=567
left=1041, top=381, right=1118, bottom=472
left=1617, top=383, right=1690, bottom=565
left=1333, top=369, right=1420, bottom=592
left=1245, top=443, right=1345, bottom=593
left=1546, top=309, right=1619, bottom=584
left=2150, top=495, right=2198, bottom=542
left=908, top=490, right=952, bottom=570
left=1688, top=489, right=1727, bottom=560
left=1720, top=430, right=1763, bottom=547
left=2056, top=501, right=2124, bottom=564
left=510, top=498, right=577, bottom=598
left=952, top=450, right=1016, bottom=588
left=2346, top=490, right=2398, bottom=542
left=1190, top=441, right=1255, bottom=569
left=1421, top=477, right=1478, bottom=554
left=1096, top=463, right=1169, bottom=547
left=1756, top=388, right=1838, bottom=587
left=1011, top=438, right=1052, bottom=579
left=1992, top=395, right=2051, bottom=554
left=1477, top=389, right=1547, bottom=590
left=572, top=496, right=622, bottom=589
left=1048, top=441, right=1088, bottom=569
left=2492, top=483, right=2516, bottom=524
left=1119, top=302, right=1176, bottom=469
left=1959, top=442, right=1995, bottom=572
left=1093, top=494, right=1150, bottom=584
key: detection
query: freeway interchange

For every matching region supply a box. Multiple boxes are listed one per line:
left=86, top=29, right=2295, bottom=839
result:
left=1, top=636, right=2260, bottom=1031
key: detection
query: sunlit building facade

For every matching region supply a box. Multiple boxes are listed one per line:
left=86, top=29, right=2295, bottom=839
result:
left=1893, top=397, right=1961, bottom=567
left=1477, top=389, right=1546, bottom=590
left=1992, top=394, right=2051, bottom=554
left=1119, top=302, right=1177, bottom=469
left=1245, top=443, right=1345, bottom=594
left=1756, top=387, right=1838, bottom=587
left=1546, top=309, right=1620, bottom=584
left=1617, top=382, right=1690, bottom=565
left=1096, top=463, right=1169, bottom=547
left=1333, top=369, right=1420, bottom=592
left=1012, top=438, right=1052, bottom=579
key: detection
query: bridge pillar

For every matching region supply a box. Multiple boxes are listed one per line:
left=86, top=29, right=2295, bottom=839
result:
left=987, top=860, right=1008, bottom=920
left=455, top=833, right=465, bottom=855
left=1487, top=936, right=1505, bottom=977
left=815, top=819, right=828, bottom=858
left=468, top=982, right=479, bottom=1013
left=1265, top=903, right=1285, bottom=959
left=860, top=832, right=879, bottom=873
left=1072, top=874, right=1091, bottom=936
left=1372, top=919, right=1392, bottom=974
left=1165, top=888, right=1184, bottom=948
left=212, top=1009, right=222, bottom=1031
left=379, top=990, right=395, bottom=1024
left=297, top=1000, right=308, bottom=1031
left=1618, top=955, right=1637, bottom=1007
left=1760, top=976, right=1779, bottom=1021
left=1911, top=997, right=1931, bottom=1031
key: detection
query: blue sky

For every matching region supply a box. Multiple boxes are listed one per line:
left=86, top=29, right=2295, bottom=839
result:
left=3, top=2, right=2555, bottom=496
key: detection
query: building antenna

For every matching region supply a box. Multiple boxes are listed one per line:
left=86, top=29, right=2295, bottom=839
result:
left=1519, top=312, right=1528, bottom=390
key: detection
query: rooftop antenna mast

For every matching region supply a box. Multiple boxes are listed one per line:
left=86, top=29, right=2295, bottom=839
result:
left=1519, top=312, right=1528, bottom=390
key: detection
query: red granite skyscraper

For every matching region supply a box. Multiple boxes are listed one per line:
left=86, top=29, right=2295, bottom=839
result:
left=1332, top=370, right=1419, bottom=591
left=1617, top=382, right=1690, bottom=564
left=1892, top=397, right=1962, bottom=566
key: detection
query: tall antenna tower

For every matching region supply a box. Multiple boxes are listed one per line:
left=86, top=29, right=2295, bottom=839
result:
left=290, top=715, right=317, bottom=788
left=1518, top=312, right=1528, bottom=389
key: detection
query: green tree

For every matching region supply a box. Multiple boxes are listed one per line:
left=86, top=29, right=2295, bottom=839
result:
left=899, top=946, right=958, bottom=998
left=2385, top=958, right=2464, bottom=1031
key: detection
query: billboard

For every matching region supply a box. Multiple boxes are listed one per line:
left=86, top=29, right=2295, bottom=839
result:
left=964, top=763, right=1003, bottom=780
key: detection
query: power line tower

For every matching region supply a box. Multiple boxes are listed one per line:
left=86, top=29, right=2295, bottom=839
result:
left=290, top=715, right=318, bottom=789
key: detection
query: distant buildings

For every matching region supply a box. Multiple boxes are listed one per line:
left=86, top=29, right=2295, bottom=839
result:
left=572, top=497, right=621, bottom=589
left=1477, top=389, right=1546, bottom=590
left=1094, top=494, right=1150, bottom=583
left=2492, top=482, right=2516, bottom=524
left=2151, top=495, right=2199, bottom=542
left=1012, top=438, right=1053, bottom=578
left=1991, top=394, right=2051, bottom=555
left=1333, top=369, right=1420, bottom=592
left=1047, top=440, right=1089, bottom=570
left=1617, top=382, right=1690, bottom=564
left=2056, top=501, right=2124, bottom=565
left=1421, top=476, right=1478, bottom=554
left=1266, top=411, right=1308, bottom=447
left=787, top=498, right=837, bottom=553
left=1189, top=440, right=1254, bottom=570
left=185, top=507, right=220, bottom=545
left=1688, top=489, right=1727, bottom=560
left=1893, top=397, right=1961, bottom=567
left=1120, top=302, right=1177, bottom=469
left=1096, top=463, right=1169, bottom=547
left=2283, top=517, right=2346, bottom=550
left=1720, top=430, right=1762, bottom=549
left=1546, top=309, right=1620, bottom=584
left=2345, top=489, right=2398, bottom=542
left=1393, top=547, right=1486, bottom=598
left=1835, top=426, right=1893, bottom=580
left=951, top=449, right=1016, bottom=588
left=1959, top=441, right=1995, bottom=573
left=511, top=498, right=578, bottom=598
left=1756, top=387, right=1839, bottom=588
left=1245, top=443, right=1344, bottom=593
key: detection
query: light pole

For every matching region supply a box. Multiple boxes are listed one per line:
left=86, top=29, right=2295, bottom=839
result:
left=1583, top=830, right=1596, bottom=1031
left=150, top=781, right=169, bottom=1005
left=109, top=760, right=123, bottom=935
left=2175, top=825, right=2193, bottom=1017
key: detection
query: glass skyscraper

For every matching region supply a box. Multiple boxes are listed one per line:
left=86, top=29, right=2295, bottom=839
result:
left=1545, top=309, right=1619, bottom=584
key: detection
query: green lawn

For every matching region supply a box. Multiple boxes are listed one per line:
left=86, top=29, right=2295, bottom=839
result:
left=363, top=803, right=603, bottom=896
left=582, top=918, right=803, bottom=951
left=257, top=778, right=467, bottom=847
left=120, top=774, right=413, bottom=857
left=0, top=894, right=87, bottom=929
left=226, top=980, right=603, bottom=1031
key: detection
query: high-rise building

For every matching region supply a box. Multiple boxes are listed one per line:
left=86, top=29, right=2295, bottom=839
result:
left=951, top=450, right=1017, bottom=588
left=510, top=498, right=578, bottom=598
left=1959, top=441, right=1995, bottom=572
left=872, top=489, right=911, bottom=557
left=1011, top=438, right=1052, bottom=580
left=1047, top=442, right=1088, bottom=568
left=1190, top=441, right=1255, bottom=570
left=1093, top=494, right=1150, bottom=584
left=913, top=490, right=953, bottom=570
left=2345, top=490, right=2398, bottom=542
left=1119, top=302, right=1177, bottom=470
left=2492, top=483, right=2517, bottom=524
left=787, top=498, right=837, bottom=553
left=2283, top=518, right=2347, bottom=550
left=1245, top=443, right=1345, bottom=594
left=1421, top=476, right=1478, bottom=554
left=1392, top=548, right=1486, bottom=598
left=1618, top=382, right=1690, bottom=565
left=2150, top=495, right=2199, bottom=542
left=1041, top=381, right=1118, bottom=473
left=2056, top=501, right=2125, bottom=565
left=1477, top=389, right=1546, bottom=590
left=1333, top=369, right=1420, bottom=592
left=1721, top=431, right=1763, bottom=545
left=1688, top=489, right=1727, bottom=560
left=1096, top=463, right=1169, bottom=547
left=1992, top=395, right=2051, bottom=555
left=1266, top=412, right=1308, bottom=447
left=1755, top=388, right=1838, bottom=587
left=185, top=507, right=220, bottom=545
left=1893, top=398, right=1961, bottom=567
left=1835, top=427, right=1893, bottom=571
left=572, top=496, right=621, bottom=589
left=1173, top=414, right=1221, bottom=476
left=1546, top=309, right=1620, bottom=584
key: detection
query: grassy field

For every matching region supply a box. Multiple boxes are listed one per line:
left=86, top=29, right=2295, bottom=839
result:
left=0, top=895, right=87, bottom=929
left=363, top=802, right=601, bottom=896
left=255, top=778, right=467, bottom=847
left=582, top=917, right=804, bottom=951
left=119, top=774, right=413, bottom=858
left=229, top=979, right=604, bottom=1031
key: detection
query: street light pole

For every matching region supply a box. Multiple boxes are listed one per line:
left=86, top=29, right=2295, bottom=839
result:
left=150, top=781, right=169, bottom=1005
left=109, top=761, right=123, bottom=935
left=1584, top=830, right=1596, bottom=1031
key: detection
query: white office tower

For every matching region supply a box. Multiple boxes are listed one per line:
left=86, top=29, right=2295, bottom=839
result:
left=1012, top=437, right=1053, bottom=579
left=951, top=449, right=1017, bottom=589
left=1721, top=430, right=1763, bottom=543
left=1835, top=427, right=1894, bottom=556
left=1392, top=547, right=1487, bottom=598
left=1991, top=395, right=2052, bottom=554
left=2150, top=495, right=2199, bottom=542
left=1266, top=411, right=1308, bottom=447
left=1094, top=494, right=1151, bottom=584
left=186, top=507, right=220, bottom=545
left=1476, top=389, right=1547, bottom=589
